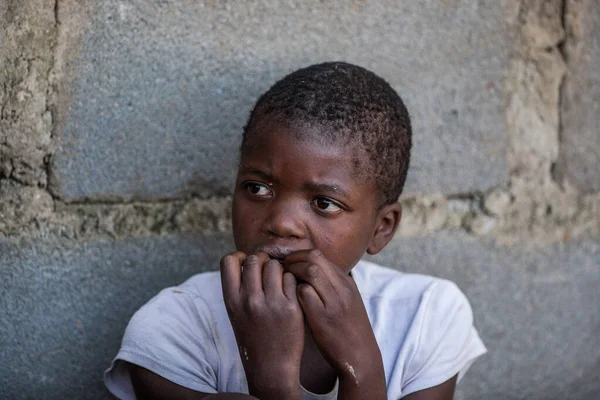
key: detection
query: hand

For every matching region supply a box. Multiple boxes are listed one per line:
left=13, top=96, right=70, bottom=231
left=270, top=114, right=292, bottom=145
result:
left=283, top=250, right=387, bottom=398
left=220, top=252, right=304, bottom=400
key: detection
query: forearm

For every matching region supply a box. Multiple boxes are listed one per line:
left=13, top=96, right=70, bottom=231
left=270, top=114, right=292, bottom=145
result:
left=337, top=362, right=387, bottom=400
left=245, top=371, right=302, bottom=400
left=246, top=384, right=302, bottom=400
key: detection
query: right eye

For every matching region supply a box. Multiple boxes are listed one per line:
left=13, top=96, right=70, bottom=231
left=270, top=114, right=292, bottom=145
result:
left=244, top=182, right=272, bottom=197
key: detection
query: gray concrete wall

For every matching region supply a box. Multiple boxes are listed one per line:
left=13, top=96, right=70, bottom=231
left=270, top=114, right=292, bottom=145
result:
left=1, top=1, right=599, bottom=399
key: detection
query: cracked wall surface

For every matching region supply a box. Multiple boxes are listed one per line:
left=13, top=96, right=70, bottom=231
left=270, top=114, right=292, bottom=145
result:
left=556, top=0, right=600, bottom=193
left=0, top=0, right=56, bottom=188
left=1, top=1, right=599, bottom=399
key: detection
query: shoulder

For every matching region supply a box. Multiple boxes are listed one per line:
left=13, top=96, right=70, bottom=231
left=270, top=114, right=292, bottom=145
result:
left=123, top=270, right=225, bottom=333
left=354, top=259, right=476, bottom=335
left=124, top=270, right=229, bottom=347
left=400, top=276, right=486, bottom=395
left=175, top=270, right=224, bottom=302
left=121, top=269, right=226, bottom=352
left=105, top=270, right=230, bottom=398
left=354, top=261, right=486, bottom=398
left=353, top=259, right=460, bottom=304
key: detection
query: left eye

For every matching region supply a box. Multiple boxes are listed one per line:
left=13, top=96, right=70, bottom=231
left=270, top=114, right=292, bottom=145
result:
left=312, top=197, right=342, bottom=213
left=245, top=182, right=271, bottom=196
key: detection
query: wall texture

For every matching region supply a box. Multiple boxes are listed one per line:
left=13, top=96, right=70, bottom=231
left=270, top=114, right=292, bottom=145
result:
left=1, top=1, right=598, bottom=399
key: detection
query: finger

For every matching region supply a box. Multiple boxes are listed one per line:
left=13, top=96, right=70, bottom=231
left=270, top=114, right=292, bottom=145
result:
left=297, top=283, right=324, bottom=318
left=262, top=259, right=284, bottom=294
left=283, top=260, right=335, bottom=305
left=283, top=249, right=348, bottom=277
left=220, top=252, right=246, bottom=300
left=283, top=249, right=321, bottom=265
left=282, top=272, right=298, bottom=302
left=284, top=248, right=346, bottom=280
left=241, top=252, right=269, bottom=295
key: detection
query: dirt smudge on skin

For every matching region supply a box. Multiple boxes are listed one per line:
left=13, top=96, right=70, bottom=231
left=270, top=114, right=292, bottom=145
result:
left=343, top=362, right=358, bottom=385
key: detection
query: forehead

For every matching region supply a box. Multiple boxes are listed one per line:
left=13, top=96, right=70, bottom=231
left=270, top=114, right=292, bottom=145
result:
left=240, top=121, right=373, bottom=190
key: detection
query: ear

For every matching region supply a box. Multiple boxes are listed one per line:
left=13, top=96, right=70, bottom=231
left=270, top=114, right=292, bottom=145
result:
left=367, top=202, right=402, bottom=255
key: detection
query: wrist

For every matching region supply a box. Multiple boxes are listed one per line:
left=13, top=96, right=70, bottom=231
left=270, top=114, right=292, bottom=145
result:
left=247, top=379, right=301, bottom=400
left=246, top=365, right=301, bottom=400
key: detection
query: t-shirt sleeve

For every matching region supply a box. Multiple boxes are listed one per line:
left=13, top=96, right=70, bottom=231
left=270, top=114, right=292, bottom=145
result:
left=104, top=288, right=220, bottom=400
left=401, top=280, right=487, bottom=397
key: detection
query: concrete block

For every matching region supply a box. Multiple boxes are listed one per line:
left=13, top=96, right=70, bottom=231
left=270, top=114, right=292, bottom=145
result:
left=367, top=233, right=600, bottom=400
left=0, top=234, right=234, bottom=400
left=557, top=2, right=600, bottom=193
left=50, top=0, right=513, bottom=201
left=0, top=0, right=56, bottom=187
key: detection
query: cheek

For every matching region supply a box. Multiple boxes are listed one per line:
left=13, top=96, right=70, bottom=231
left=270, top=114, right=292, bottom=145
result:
left=314, top=219, right=369, bottom=271
left=234, top=204, right=257, bottom=224
left=232, top=196, right=262, bottom=243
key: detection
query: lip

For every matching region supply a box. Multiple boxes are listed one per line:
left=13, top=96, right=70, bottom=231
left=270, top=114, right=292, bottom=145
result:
left=255, top=245, right=295, bottom=261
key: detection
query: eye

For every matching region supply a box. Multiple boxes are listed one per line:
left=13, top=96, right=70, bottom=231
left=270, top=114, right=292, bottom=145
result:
left=244, top=182, right=272, bottom=197
left=312, top=197, right=342, bottom=214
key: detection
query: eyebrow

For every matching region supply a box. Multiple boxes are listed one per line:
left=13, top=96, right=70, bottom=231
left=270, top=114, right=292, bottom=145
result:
left=303, top=182, right=351, bottom=200
left=239, top=167, right=278, bottom=183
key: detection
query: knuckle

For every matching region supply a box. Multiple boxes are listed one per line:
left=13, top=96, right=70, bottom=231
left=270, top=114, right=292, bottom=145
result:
left=297, top=284, right=314, bottom=301
left=245, top=254, right=259, bottom=266
left=285, top=302, right=300, bottom=316
left=308, top=249, right=324, bottom=262
left=337, top=293, right=353, bottom=314
left=265, top=259, right=281, bottom=269
left=340, top=284, right=354, bottom=300
left=256, top=251, right=270, bottom=259
left=220, top=255, right=234, bottom=268
left=307, top=264, right=321, bottom=278
left=340, top=288, right=353, bottom=305
left=339, top=298, right=351, bottom=313
left=283, top=271, right=296, bottom=284
left=297, top=283, right=311, bottom=296
left=284, top=298, right=298, bottom=310
left=244, top=296, right=263, bottom=313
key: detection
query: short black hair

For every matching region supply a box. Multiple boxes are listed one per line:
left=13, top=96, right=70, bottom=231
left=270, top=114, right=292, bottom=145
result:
left=242, top=61, right=412, bottom=206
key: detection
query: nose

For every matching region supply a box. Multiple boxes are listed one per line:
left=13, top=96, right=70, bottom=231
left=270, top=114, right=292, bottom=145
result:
left=262, top=199, right=305, bottom=239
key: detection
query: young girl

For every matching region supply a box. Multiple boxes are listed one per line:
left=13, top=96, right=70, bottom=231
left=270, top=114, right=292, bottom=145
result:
left=105, top=62, right=486, bottom=399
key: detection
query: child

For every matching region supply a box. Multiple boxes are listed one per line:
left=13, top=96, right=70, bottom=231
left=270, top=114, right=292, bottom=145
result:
left=105, top=62, right=486, bottom=399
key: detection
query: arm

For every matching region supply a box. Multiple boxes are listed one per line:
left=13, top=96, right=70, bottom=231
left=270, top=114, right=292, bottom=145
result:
left=284, top=251, right=468, bottom=400
left=130, top=359, right=458, bottom=400
left=220, top=252, right=305, bottom=400
left=130, top=365, right=259, bottom=400
left=399, top=281, right=485, bottom=399
left=284, top=249, right=387, bottom=400
left=124, top=252, right=304, bottom=400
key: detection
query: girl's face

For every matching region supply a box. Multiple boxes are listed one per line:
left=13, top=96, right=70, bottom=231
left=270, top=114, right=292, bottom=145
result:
left=232, top=120, right=386, bottom=273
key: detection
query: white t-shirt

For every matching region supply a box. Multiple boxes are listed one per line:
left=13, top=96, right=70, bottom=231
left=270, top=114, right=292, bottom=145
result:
left=105, top=260, right=486, bottom=399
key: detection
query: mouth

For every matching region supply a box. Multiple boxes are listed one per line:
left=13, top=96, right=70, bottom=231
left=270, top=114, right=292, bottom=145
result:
left=255, top=245, right=294, bottom=262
